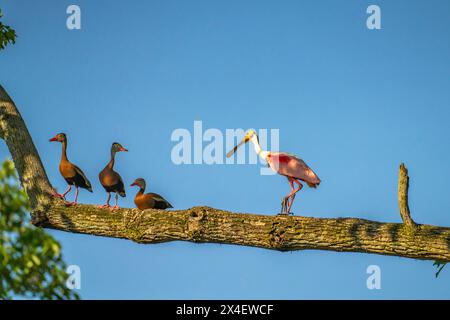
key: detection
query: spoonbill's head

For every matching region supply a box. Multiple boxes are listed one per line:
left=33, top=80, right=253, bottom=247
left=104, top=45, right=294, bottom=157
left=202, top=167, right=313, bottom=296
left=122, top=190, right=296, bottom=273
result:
left=130, top=178, right=146, bottom=189
left=243, top=129, right=257, bottom=141
left=226, top=129, right=257, bottom=158
left=49, top=132, right=67, bottom=143
left=111, top=142, right=128, bottom=153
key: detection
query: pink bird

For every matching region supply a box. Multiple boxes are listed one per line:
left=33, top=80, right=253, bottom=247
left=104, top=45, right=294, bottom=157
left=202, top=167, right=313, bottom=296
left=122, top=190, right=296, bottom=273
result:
left=227, top=130, right=320, bottom=215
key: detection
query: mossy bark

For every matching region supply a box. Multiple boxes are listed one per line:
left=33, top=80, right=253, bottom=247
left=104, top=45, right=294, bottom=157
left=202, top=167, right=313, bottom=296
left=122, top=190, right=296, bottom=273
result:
left=37, top=203, right=450, bottom=261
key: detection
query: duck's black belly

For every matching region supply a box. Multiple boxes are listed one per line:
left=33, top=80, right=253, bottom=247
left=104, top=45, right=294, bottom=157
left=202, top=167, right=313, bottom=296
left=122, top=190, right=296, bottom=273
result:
left=102, top=181, right=126, bottom=196
left=65, top=174, right=90, bottom=189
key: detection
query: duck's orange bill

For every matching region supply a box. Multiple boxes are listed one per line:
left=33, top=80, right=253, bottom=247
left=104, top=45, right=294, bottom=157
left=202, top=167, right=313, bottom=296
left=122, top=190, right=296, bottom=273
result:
left=49, top=136, right=58, bottom=142
left=119, top=147, right=128, bottom=152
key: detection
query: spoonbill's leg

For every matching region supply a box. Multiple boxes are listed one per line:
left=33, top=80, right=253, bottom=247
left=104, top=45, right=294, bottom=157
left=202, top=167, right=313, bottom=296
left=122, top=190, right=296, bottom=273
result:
left=279, top=177, right=296, bottom=215
left=97, top=192, right=111, bottom=209
left=286, top=178, right=296, bottom=214
left=110, top=193, right=119, bottom=211
left=66, top=186, right=79, bottom=206
left=287, top=178, right=303, bottom=214
left=280, top=198, right=287, bottom=214
left=280, top=194, right=290, bottom=214
left=280, top=178, right=295, bottom=214
left=54, top=185, right=71, bottom=199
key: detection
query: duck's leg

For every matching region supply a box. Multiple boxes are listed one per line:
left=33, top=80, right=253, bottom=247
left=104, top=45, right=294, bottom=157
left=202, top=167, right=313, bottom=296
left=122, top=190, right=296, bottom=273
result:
left=97, top=192, right=111, bottom=209
left=110, top=192, right=119, bottom=211
left=286, top=179, right=303, bottom=215
left=66, top=186, right=79, bottom=206
left=54, top=185, right=71, bottom=199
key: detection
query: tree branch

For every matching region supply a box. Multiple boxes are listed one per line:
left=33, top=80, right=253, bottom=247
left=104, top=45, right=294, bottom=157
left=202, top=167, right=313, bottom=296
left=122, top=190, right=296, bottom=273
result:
left=398, top=163, right=417, bottom=230
left=2, top=84, right=450, bottom=262
left=0, top=85, right=54, bottom=222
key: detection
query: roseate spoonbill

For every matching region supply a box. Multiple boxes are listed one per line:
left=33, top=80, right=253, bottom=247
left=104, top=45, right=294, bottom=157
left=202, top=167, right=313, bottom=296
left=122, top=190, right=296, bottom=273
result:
left=227, top=130, right=320, bottom=215
left=49, top=133, right=93, bottom=206
left=130, top=178, right=173, bottom=210
left=98, top=142, right=128, bottom=210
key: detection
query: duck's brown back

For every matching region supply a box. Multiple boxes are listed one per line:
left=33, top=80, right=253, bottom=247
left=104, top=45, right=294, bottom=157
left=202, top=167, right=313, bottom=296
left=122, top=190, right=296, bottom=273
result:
left=59, top=159, right=77, bottom=179
left=99, top=166, right=126, bottom=196
left=134, top=192, right=172, bottom=210
left=99, top=167, right=120, bottom=186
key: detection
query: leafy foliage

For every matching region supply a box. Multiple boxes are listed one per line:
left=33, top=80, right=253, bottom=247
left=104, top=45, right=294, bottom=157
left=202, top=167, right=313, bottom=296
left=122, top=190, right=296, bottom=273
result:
left=0, top=9, right=17, bottom=50
left=0, top=160, right=79, bottom=299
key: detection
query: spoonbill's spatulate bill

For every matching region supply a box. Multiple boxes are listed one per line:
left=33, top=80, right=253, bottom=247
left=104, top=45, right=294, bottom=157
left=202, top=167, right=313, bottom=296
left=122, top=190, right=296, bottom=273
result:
left=49, top=133, right=93, bottom=206
left=130, top=178, right=173, bottom=210
left=227, top=130, right=320, bottom=215
left=98, top=142, right=128, bottom=211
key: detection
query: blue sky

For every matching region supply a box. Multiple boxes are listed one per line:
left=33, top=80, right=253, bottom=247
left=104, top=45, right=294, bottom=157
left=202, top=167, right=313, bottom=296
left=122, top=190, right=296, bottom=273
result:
left=1, top=0, right=450, bottom=298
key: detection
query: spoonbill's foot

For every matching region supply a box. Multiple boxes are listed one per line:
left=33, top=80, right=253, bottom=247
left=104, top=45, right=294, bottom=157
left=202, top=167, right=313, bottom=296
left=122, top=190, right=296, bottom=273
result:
left=277, top=211, right=294, bottom=216
left=53, top=193, right=65, bottom=199
left=65, top=201, right=77, bottom=207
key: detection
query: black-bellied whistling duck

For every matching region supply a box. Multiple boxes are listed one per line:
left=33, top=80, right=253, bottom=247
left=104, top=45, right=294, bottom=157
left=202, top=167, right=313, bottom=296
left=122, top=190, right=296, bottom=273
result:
left=98, top=142, right=128, bottom=210
left=130, top=178, right=173, bottom=210
left=49, top=133, right=93, bottom=206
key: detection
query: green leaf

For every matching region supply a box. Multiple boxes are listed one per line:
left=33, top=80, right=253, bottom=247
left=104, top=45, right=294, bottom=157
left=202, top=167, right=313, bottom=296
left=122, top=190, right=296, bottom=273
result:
left=0, top=159, right=80, bottom=299
left=0, top=9, right=17, bottom=51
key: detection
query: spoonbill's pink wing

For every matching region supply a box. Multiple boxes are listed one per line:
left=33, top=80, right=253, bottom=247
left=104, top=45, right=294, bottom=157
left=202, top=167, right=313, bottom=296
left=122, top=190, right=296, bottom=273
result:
left=267, top=152, right=321, bottom=185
